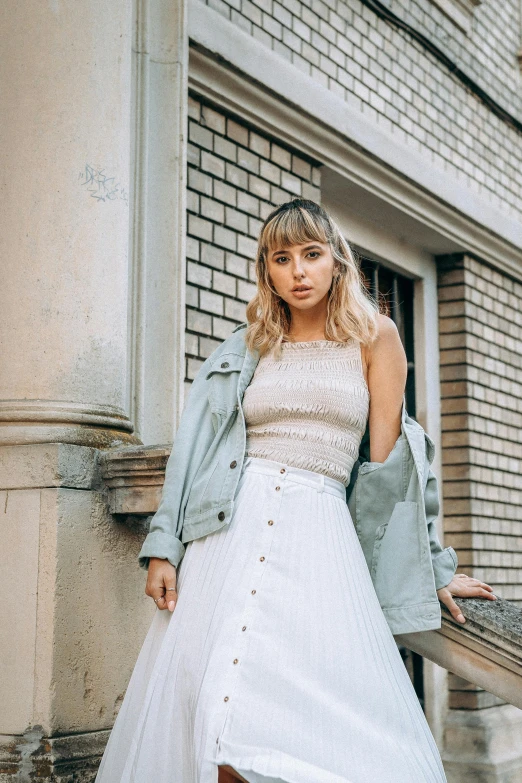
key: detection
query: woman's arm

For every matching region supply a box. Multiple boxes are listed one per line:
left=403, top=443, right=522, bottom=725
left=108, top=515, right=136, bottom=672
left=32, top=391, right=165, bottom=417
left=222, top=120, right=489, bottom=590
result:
left=364, top=313, right=407, bottom=463
left=364, top=313, right=497, bottom=623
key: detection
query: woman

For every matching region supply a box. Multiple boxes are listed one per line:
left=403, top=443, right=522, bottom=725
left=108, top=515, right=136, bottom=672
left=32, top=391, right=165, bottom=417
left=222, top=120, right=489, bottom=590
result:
left=96, top=198, right=496, bottom=783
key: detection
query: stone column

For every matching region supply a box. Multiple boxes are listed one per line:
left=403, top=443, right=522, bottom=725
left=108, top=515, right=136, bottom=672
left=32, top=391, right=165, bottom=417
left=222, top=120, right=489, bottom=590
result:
left=0, top=1, right=155, bottom=779
left=437, top=252, right=522, bottom=781
left=1, top=0, right=138, bottom=450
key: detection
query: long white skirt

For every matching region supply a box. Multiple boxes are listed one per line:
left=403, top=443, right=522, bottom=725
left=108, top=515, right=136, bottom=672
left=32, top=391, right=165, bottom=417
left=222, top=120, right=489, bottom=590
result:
left=96, top=456, right=447, bottom=783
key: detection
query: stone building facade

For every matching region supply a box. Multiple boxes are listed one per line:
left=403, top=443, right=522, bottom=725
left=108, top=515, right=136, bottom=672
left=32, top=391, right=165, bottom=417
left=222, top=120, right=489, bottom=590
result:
left=2, top=0, right=522, bottom=780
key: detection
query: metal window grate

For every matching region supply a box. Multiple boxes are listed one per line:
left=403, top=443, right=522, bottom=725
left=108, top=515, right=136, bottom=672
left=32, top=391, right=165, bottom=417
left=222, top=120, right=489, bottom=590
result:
left=359, top=256, right=416, bottom=420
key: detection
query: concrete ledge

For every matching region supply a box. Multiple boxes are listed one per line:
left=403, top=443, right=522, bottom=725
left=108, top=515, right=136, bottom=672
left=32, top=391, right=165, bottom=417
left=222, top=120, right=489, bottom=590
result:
left=0, top=728, right=109, bottom=782
left=99, top=444, right=170, bottom=515
left=395, top=599, right=522, bottom=710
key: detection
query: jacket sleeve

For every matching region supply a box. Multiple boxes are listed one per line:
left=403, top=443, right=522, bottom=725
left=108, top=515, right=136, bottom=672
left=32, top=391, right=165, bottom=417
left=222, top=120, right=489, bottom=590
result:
left=137, top=355, right=216, bottom=571
left=424, top=465, right=459, bottom=590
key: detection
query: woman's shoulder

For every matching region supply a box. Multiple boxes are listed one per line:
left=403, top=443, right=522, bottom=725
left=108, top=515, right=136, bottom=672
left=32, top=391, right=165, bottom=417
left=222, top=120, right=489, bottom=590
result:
left=360, top=312, right=390, bottom=362
left=363, top=313, right=402, bottom=358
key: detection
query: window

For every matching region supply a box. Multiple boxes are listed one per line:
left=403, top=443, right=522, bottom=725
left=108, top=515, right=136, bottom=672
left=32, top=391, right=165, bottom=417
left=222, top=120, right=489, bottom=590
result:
left=359, top=256, right=416, bottom=419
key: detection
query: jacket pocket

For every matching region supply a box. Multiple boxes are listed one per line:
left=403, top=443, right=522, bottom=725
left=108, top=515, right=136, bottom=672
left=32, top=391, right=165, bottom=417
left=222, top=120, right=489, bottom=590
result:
left=205, top=352, right=244, bottom=414
left=370, top=500, right=428, bottom=609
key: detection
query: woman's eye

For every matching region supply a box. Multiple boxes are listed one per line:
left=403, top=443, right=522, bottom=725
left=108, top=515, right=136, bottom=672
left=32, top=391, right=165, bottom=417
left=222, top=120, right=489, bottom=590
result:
left=275, top=252, right=320, bottom=263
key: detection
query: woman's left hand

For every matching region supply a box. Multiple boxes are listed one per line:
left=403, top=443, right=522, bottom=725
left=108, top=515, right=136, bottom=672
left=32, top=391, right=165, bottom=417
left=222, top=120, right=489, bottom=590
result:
left=436, top=573, right=497, bottom=624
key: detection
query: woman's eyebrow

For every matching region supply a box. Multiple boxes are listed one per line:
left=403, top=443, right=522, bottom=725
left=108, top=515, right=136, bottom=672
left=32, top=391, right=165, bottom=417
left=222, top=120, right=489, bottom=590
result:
left=271, top=244, right=323, bottom=258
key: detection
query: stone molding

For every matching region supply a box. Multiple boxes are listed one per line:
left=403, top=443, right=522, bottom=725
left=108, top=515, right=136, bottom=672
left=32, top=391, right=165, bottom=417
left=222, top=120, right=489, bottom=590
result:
left=100, top=443, right=170, bottom=516
left=128, top=0, right=189, bottom=445
left=0, top=401, right=140, bottom=448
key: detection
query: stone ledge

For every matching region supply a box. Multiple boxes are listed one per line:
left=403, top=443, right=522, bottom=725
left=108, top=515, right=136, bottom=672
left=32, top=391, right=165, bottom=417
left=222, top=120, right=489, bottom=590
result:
left=0, top=728, right=110, bottom=783
left=99, top=444, right=170, bottom=515
left=396, top=598, right=522, bottom=710
left=101, top=444, right=522, bottom=709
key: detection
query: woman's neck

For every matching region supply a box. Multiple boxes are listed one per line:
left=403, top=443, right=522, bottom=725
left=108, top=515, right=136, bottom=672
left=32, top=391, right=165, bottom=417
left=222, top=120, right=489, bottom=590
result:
left=286, top=307, right=328, bottom=342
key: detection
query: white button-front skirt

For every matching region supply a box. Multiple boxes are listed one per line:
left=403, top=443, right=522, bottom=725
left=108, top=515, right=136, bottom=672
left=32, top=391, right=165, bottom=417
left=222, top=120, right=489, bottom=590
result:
left=95, top=456, right=447, bottom=783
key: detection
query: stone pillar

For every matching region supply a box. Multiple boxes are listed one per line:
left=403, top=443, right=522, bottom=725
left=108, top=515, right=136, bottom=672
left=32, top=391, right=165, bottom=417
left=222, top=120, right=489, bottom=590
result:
left=437, top=252, right=522, bottom=781
left=0, top=1, right=155, bottom=779
left=1, top=0, right=137, bottom=450
left=444, top=675, right=522, bottom=783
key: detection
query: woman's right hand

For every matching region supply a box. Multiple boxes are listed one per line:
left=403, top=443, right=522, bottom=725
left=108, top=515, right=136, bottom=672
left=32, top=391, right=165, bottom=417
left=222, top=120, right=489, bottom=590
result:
left=145, top=557, right=178, bottom=612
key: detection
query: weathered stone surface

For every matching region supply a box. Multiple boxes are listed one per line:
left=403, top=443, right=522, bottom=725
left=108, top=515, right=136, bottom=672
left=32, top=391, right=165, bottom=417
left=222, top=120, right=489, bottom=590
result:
left=442, top=704, right=522, bottom=783
left=396, top=598, right=522, bottom=710
left=0, top=444, right=100, bottom=490
left=99, top=444, right=171, bottom=515
left=0, top=728, right=109, bottom=782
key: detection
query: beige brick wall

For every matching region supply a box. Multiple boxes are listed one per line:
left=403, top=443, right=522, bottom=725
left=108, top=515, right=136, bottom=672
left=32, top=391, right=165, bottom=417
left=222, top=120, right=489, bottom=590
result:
left=197, top=0, right=522, bottom=221
left=438, top=253, right=522, bottom=603
left=185, top=94, right=322, bottom=395
left=393, top=0, right=520, bottom=117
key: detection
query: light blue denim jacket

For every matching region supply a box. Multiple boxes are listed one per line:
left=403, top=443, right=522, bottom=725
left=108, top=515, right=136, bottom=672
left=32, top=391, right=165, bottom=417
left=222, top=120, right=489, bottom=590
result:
left=138, top=323, right=458, bottom=635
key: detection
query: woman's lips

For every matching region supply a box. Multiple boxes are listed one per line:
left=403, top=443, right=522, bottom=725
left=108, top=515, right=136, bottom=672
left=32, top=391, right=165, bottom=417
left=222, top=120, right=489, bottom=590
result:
left=291, top=288, right=312, bottom=297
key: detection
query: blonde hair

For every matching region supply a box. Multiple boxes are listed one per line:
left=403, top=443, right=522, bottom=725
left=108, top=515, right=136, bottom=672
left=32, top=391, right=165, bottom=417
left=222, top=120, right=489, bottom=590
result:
left=244, top=198, right=381, bottom=358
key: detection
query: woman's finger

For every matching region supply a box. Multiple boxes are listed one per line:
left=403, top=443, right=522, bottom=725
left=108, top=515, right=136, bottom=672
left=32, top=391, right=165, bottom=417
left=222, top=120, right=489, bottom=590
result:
left=477, top=588, right=497, bottom=600
left=439, top=591, right=466, bottom=623
left=164, top=573, right=178, bottom=612
left=153, top=587, right=167, bottom=610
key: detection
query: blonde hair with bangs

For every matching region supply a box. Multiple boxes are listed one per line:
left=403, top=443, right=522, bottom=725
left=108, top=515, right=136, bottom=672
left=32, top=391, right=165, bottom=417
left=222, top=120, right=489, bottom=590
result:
left=244, top=198, right=380, bottom=358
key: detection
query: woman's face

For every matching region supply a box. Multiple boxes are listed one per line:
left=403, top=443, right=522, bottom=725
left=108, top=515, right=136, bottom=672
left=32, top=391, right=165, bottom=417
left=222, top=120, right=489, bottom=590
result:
left=266, top=240, right=336, bottom=313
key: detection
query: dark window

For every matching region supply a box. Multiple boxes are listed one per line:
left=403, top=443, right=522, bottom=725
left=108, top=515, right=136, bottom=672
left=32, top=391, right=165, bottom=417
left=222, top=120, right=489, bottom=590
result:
left=358, top=255, right=416, bottom=420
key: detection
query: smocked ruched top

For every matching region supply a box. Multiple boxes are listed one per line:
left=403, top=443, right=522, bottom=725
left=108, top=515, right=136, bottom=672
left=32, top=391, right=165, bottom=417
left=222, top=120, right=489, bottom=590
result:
left=242, top=338, right=370, bottom=487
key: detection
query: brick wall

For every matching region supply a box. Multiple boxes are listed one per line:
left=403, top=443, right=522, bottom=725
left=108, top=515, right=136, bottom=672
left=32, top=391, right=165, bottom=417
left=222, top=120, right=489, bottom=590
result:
left=389, top=0, right=521, bottom=119
left=197, top=0, right=522, bottom=220
left=438, top=253, right=522, bottom=603
left=185, top=93, right=322, bottom=397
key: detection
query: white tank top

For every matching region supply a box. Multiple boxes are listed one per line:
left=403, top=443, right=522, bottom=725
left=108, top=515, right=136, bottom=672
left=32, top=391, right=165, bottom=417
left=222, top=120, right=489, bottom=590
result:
left=242, top=338, right=370, bottom=486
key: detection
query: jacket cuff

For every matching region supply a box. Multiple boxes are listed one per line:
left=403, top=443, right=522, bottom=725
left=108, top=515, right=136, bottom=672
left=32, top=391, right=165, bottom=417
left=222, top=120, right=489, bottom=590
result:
left=432, top=546, right=458, bottom=590
left=138, top=530, right=186, bottom=571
